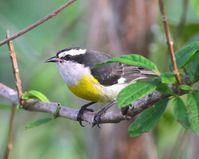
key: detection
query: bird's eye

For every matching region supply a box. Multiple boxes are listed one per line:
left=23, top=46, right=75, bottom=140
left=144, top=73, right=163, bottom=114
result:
left=64, top=55, right=70, bottom=60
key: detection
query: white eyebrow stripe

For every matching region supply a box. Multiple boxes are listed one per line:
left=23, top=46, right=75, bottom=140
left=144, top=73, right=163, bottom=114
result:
left=58, top=49, right=87, bottom=57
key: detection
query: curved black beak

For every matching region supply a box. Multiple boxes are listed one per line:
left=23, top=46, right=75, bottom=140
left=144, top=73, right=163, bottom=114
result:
left=45, top=56, right=58, bottom=63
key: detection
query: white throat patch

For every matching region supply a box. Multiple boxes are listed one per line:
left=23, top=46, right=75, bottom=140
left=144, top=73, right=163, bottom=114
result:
left=58, top=49, right=87, bottom=58
left=57, top=61, right=90, bottom=85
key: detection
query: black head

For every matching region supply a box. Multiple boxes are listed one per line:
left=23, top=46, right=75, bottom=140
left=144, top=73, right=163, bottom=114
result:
left=46, top=47, right=87, bottom=63
left=46, top=47, right=110, bottom=67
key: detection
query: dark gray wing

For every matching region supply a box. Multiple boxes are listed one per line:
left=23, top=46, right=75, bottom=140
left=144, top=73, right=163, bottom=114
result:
left=91, top=63, right=156, bottom=86
left=75, top=49, right=156, bottom=86
left=91, top=63, right=122, bottom=86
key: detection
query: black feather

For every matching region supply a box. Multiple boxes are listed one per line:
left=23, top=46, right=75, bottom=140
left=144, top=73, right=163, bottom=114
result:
left=57, top=48, right=156, bottom=86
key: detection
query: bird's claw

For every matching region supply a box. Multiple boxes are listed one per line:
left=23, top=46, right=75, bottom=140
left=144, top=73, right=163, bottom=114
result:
left=77, top=106, right=94, bottom=127
left=92, top=102, right=115, bottom=127
left=121, top=105, right=133, bottom=120
left=92, top=114, right=101, bottom=128
left=121, top=106, right=129, bottom=116
left=92, top=107, right=108, bottom=128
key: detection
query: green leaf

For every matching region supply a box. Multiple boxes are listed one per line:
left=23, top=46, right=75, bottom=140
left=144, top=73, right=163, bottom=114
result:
left=160, top=72, right=176, bottom=84
left=186, top=52, right=199, bottom=82
left=98, top=54, right=160, bottom=74
left=172, top=96, right=190, bottom=128
left=186, top=91, right=199, bottom=135
left=22, top=90, right=49, bottom=102
left=175, top=41, right=199, bottom=69
left=117, top=80, right=158, bottom=108
left=156, top=84, right=173, bottom=94
left=179, top=84, right=193, bottom=91
left=174, top=41, right=199, bottom=82
left=25, top=118, right=52, bottom=129
left=128, top=98, right=169, bottom=137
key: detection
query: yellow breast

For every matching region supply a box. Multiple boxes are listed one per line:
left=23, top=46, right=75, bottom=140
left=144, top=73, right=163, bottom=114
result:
left=68, top=75, right=103, bottom=102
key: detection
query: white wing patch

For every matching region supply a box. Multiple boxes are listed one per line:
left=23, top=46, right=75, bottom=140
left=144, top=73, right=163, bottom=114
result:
left=58, top=49, right=87, bottom=58
left=117, top=77, right=126, bottom=84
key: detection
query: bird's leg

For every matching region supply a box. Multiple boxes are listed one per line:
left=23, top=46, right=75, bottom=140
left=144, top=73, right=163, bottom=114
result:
left=121, top=106, right=129, bottom=116
left=77, top=101, right=96, bottom=127
left=121, top=105, right=131, bottom=120
left=92, top=101, right=115, bottom=127
left=121, top=104, right=136, bottom=120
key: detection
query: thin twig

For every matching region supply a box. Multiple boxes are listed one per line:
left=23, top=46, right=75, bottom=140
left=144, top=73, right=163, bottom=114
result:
left=0, top=83, right=168, bottom=124
left=6, top=31, right=24, bottom=106
left=0, top=0, right=76, bottom=46
left=158, top=0, right=182, bottom=84
left=3, top=105, right=16, bottom=159
left=3, top=32, right=19, bottom=159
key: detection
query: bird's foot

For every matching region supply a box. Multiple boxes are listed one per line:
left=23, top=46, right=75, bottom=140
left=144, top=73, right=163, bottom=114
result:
left=92, top=108, right=106, bottom=128
left=121, top=106, right=129, bottom=116
left=92, top=102, right=114, bottom=127
left=77, top=102, right=95, bottom=127
left=121, top=105, right=133, bottom=120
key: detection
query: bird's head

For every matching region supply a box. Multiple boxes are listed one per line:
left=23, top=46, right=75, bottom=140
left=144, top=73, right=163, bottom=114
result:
left=46, top=47, right=92, bottom=85
left=46, top=47, right=87, bottom=64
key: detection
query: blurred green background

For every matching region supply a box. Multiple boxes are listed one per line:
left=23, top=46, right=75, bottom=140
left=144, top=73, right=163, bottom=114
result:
left=0, top=0, right=199, bottom=159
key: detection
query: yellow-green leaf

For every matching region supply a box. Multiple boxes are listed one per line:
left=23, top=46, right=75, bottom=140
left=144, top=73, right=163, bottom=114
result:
left=22, top=90, right=49, bottom=102
left=179, top=84, right=193, bottom=91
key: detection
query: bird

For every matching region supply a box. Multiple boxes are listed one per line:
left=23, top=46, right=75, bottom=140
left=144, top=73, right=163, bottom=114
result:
left=46, top=47, right=156, bottom=126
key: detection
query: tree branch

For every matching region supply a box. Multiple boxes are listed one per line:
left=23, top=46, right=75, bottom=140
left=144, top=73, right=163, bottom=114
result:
left=0, top=0, right=76, bottom=46
left=0, top=83, right=167, bottom=125
left=158, top=0, right=182, bottom=84
left=6, top=31, right=24, bottom=105
left=3, top=32, right=19, bottom=159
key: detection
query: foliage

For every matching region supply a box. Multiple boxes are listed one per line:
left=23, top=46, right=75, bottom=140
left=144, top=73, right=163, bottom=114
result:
left=117, top=80, right=158, bottom=108
left=102, top=41, right=199, bottom=137
left=99, top=54, right=160, bottom=74
left=172, top=96, right=190, bottom=128
left=128, top=99, right=169, bottom=137
left=22, top=90, right=49, bottom=102
left=0, top=0, right=199, bottom=158
left=174, top=41, right=199, bottom=82
left=0, top=1, right=88, bottom=159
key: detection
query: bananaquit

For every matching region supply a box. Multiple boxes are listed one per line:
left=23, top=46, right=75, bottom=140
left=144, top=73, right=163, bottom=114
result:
left=46, top=47, right=154, bottom=126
